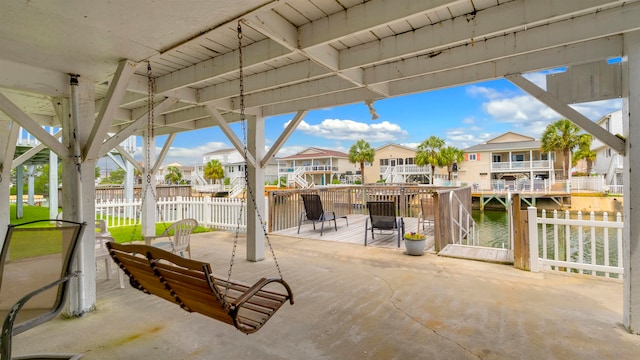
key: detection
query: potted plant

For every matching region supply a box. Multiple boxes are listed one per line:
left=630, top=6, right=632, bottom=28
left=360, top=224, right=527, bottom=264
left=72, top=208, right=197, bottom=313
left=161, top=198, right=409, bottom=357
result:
left=404, top=231, right=426, bottom=256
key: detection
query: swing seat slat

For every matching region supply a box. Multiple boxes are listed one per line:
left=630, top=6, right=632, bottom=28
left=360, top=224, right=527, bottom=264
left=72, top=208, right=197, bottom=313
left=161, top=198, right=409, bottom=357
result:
left=106, top=242, right=293, bottom=334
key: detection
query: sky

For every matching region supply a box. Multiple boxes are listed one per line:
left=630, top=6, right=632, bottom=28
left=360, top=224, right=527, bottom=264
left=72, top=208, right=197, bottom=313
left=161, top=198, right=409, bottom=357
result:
left=134, top=71, right=623, bottom=167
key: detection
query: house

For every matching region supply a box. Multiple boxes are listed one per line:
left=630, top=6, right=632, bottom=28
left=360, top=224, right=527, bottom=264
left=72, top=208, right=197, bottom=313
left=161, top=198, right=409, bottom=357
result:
left=364, top=143, right=434, bottom=184
left=157, top=162, right=194, bottom=185
left=460, top=132, right=558, bottom=190
left=198, top=148, right=278, bottom=187
left=592, top=110, right=623, bottom=187
left=277, top=147, right=357, bottom=187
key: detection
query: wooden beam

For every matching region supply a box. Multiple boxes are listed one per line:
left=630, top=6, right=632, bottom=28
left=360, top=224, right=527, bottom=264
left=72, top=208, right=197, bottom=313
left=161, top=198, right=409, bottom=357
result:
left=152, top=133, right=176, bottom=175
left=0, top=92, right=67, bottom=156
left=506, top=74, right=625, bottom=155
left=204, top=105, right=256, bottom=168
left=261, top=111, right=307, bottom=168
left=99, top=98, right=177, bottom=156
left=85, top=59, right=137, bottom=160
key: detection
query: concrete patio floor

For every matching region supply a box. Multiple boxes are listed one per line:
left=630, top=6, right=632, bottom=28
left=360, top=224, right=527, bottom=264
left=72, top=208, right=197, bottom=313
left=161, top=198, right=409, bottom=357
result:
left=12, top=231, right=640, bottom=359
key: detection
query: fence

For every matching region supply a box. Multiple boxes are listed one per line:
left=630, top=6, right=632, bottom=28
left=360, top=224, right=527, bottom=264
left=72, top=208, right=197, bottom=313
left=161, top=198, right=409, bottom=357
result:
left=527, top=207, right=623, bottom=278
left=95, top=196, right=267, bottom=232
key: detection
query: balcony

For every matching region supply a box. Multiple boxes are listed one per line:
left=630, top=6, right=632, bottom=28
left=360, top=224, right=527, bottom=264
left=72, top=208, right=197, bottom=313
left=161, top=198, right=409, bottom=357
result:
left=491, top=160, right=551, bottom=172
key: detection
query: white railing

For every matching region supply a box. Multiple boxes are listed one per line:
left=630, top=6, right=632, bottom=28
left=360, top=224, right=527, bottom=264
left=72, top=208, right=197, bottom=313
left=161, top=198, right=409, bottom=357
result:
left=471, top=179, right=565, bottom=194
left=491, top=160, right=551, bottom=171
left=95, top=196, right=269, bottom=232
left=527, top=207, right=623, bottom=278
left=570, top=176, right=606, bottom=192
left=449, top=190, right=479, bottom=246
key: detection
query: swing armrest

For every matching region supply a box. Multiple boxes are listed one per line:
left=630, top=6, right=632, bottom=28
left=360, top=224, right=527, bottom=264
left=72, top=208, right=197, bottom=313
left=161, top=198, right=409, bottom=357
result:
left=231, top=277, right=294, bottom=308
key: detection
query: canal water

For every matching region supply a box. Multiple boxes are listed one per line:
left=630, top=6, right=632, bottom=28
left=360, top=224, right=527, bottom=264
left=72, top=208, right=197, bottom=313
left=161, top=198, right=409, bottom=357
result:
left=472, top=210, right=510, bottom=249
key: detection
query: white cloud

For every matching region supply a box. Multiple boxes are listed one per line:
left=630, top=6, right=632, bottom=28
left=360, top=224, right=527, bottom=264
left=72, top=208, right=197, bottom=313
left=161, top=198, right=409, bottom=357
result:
left=286, top=118, right=408, bottom=142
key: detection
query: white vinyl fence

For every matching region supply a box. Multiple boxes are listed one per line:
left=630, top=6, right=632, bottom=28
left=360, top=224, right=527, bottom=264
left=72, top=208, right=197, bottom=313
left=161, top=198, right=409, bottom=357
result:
left=95, top=196, right=268, bottom=232
left=527, top=207, right=623, bottom=278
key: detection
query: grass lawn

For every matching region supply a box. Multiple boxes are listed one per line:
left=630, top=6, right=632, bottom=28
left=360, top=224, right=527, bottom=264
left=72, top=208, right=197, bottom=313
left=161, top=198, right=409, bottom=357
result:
left=9, top=204, right=213, bottom=243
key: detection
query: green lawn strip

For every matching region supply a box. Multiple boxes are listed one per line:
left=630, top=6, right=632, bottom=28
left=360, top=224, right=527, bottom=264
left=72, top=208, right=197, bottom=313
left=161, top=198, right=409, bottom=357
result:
left=8, top=205, right=213, bottom=256
left=108, top=223, right=212, bottom=244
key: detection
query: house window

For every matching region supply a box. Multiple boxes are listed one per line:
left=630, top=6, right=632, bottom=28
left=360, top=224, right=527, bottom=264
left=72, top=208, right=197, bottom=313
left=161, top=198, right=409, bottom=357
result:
left=380, top=159, right=389, bottom=166
left=493, top=154, right=501, bottom=162
left=512, top=154, right=524, bottom=161
left=405, top=157, right=414, bottom=165
left=606, top=148, right=612, bottom=158
left=398, top=158, right=404, bottom=165
left=468, top=153, right=477, bottom=161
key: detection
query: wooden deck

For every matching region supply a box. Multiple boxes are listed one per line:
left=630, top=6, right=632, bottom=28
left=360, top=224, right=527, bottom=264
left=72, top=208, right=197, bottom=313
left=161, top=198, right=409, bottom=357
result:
left=271, top=214, right=435, bottom=251
left=272, top=214, right=514, bottom=265
left=439, top=244, right=514, bottom=264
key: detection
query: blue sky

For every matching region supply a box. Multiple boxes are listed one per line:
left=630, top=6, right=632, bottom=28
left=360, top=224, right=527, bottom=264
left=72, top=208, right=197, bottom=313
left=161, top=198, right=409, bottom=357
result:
left=143, top=72, right=622, bottom=167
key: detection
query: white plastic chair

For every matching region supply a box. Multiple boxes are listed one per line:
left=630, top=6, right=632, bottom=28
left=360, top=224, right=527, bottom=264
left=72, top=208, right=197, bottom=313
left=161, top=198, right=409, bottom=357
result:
left=145, top=219, right=198, bottom=258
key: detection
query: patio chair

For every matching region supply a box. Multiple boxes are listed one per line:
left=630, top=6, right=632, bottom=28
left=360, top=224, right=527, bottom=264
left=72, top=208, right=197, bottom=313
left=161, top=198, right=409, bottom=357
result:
left=0, top=219, right=86, bottom=360
left=418, top=196, right=435, bottom=231
left=297, top=193, right=348, bottom=236
left=365, top=201, right=404, bottom=248
left=145, top=218, right=198, bottom=258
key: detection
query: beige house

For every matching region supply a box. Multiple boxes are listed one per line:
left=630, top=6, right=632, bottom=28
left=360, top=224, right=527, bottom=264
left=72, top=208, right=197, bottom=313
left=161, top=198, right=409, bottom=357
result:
left=460, top=132, right=559, bottom=190
left=277, top=148, right=358, bottom=187
left=365, top=143, right=428, bottom=183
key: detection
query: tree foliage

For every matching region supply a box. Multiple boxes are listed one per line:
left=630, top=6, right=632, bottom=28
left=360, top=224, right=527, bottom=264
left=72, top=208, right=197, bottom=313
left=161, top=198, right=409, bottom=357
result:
left=541, top=119, right=582, bottom=179
left=440, top=146, right=465, bottom=180
left=415, top=136, right=446, bottom=184
left=204, top=159, right=224, bottom=183
left=348, top=139, right=375, bottom=184
left=164, top=166, right=183, bottom=184
left=572, top=133, right=596, bottom=175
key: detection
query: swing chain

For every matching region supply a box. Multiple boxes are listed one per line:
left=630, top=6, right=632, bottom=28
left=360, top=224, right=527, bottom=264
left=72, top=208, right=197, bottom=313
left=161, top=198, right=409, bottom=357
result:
left=225, top=21, right=284, bottom=304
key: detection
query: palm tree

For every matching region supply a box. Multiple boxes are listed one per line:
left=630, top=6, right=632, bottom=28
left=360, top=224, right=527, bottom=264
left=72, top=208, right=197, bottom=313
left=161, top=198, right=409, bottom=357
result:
left=415, top=136, right=446, bottom=184
left=204, top=159, right=224, bottom=184
left=572, top=133, right=596, bottom=175
left=164, top=166, right=183, bottom=184
left=541, top=119, right=582, bottom=179
left=440, top=146, right=464, bottom=180
left=348, top=139, right=375, bottom=184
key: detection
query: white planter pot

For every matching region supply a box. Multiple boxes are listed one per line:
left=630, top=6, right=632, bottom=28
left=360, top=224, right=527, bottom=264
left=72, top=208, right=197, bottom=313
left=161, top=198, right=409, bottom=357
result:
left=404, top=237, right=426, bottom=256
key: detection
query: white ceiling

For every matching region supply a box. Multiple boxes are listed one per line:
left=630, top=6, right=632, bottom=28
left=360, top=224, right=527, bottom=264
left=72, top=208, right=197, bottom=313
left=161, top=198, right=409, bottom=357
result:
left=1, top=0, right=638, bottom=137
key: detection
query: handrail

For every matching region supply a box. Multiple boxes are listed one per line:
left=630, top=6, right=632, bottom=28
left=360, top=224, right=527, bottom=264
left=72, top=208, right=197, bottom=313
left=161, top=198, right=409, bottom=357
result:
left=449, top=190, right=479, bottom=246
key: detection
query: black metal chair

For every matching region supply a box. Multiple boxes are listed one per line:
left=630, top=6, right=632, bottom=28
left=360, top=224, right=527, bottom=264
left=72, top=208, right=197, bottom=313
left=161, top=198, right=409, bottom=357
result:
left=297, top=193, right=348, bottom=236
left=365, top=201, right=404, bottom=248
left=0, top=219, right=86, bottom=360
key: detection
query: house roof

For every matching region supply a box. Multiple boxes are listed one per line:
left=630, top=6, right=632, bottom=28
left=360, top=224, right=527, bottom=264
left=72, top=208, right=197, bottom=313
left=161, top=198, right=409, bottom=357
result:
left=374, top=143, right=417, bottom=152
left=464, top=132, right=542, bottom=152
left=203, top=148, right=235, bottom=156
left=278, top=147, right=349, bottom=160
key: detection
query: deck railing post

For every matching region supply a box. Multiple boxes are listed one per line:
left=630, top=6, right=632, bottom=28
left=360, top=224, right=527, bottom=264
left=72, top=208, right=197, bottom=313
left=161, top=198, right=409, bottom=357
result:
left=527, top=206, right=539, bottom=272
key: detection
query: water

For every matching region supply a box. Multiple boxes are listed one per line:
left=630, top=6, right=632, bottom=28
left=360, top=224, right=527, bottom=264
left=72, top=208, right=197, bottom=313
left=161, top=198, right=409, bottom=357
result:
left=472, top=210, right=510, bottom=249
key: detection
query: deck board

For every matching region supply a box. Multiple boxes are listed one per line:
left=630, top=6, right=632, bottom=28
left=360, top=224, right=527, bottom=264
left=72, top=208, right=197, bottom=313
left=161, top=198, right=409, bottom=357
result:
left=439, top=244, right=513, bottom=264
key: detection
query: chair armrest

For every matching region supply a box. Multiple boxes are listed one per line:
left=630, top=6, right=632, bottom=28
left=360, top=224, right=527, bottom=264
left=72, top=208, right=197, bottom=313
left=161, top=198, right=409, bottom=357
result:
left=231, top=277, right=294, bottom=309
left=2, top=271, right=81, bottom=337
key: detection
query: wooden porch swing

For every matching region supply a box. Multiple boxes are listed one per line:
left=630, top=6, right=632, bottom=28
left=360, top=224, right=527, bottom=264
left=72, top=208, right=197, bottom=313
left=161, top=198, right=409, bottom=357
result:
left=107, top=21, right=293, bottom=335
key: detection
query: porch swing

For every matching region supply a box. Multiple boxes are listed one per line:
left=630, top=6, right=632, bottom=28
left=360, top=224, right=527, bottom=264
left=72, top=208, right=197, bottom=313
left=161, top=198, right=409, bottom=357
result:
left=107, top=21, right=293, bottom=335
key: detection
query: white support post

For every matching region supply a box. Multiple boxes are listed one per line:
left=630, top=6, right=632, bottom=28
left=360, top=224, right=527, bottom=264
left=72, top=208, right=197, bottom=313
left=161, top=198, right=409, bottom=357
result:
left=527, top=207, right=540, bottom=273
left=0, top=119, right=19, bottom=240
left=623, top=30, right=640, bottom=334
left=247, top=116, right=265, bottom=262
left=15, top=165, right=23, bottom=218
left=62, top=75, right=97, bottom=316
left=49, top=127, right=59, bottom=219
left=27, top=165, right=35, bottom=205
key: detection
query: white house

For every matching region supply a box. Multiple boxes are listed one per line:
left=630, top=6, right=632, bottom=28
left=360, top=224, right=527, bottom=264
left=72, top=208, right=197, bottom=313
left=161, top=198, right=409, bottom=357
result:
left=592, top=109, right=624, bottom=187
